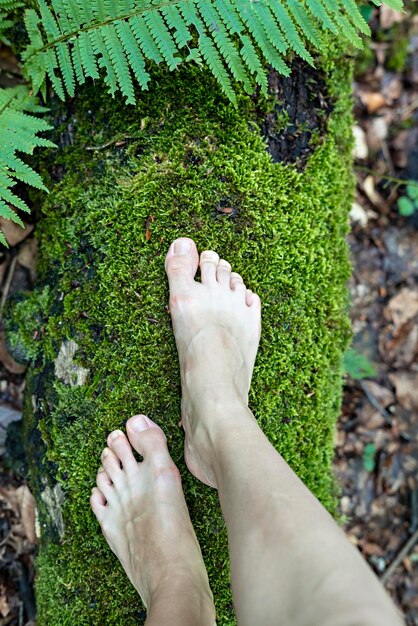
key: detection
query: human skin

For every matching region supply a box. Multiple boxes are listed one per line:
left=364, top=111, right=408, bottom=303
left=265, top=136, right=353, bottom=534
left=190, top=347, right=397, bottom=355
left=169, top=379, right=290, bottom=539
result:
left=91, top=237, right=403, bottom=626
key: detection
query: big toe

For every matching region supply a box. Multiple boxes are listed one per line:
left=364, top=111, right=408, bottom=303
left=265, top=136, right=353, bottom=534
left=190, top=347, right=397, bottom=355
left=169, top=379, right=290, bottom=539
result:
left=165, top=237, right=199, bottom=293
left=126, top=414, right=172, bottom=465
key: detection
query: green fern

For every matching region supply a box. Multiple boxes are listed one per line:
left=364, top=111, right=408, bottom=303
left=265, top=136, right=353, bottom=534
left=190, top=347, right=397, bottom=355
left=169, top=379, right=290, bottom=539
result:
left=0, top=86, right=55, bottom=247
left=21, top=0, right=404, bottom=105
left=0, top=0, right=22, bottom=44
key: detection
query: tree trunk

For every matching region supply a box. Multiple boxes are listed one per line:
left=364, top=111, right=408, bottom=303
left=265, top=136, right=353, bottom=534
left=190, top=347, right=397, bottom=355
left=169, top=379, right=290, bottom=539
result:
left=11, top=56, right=352, bottom=625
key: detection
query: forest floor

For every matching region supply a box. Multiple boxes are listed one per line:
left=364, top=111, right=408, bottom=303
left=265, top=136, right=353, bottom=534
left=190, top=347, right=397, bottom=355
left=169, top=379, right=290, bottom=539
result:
left=0, top=6, right=418, bottom=626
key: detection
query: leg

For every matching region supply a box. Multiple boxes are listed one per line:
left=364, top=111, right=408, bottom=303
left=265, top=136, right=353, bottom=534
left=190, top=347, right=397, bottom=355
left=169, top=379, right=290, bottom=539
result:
left=165, top=237, right=403, bottom=626
left=90, top=414, right=215, bottom=626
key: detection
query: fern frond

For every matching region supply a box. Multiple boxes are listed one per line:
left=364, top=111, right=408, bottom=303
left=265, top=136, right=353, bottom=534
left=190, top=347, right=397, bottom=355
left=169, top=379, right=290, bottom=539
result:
left=267, top=0, right=314, bottom=66
left=161, top=4, right=191, bottom=48
left=0, top=86, right=54, bottom=247
left=239, top=34, right=268, bottom=94
left=287, top=0, right=324, bottom=48
left=115, top=20, right=150, bottom=89
left=102, top=23, right=135, bottom=104
left=333, top=12, right=363, bottom=47
left=199, top=33, right=236, bottom=104
left=143, top=8, right=180, bottom=70
left=21, top=0, right=404, bottom=106
left=305, top=0, right=338, bottom=34
left=0, top=0, right=22, bottom=44
left=196, top=0, right=252, bottom=92
left=248, top=1, right=288, bottom=55
left=129, top=14, right=163, bottom=65
left=341, top=0, right=371, bottom=35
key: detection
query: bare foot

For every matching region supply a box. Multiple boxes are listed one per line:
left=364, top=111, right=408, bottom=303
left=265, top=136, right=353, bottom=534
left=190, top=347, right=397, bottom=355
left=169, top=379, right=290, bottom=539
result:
left=165, top=238, right=261, bottom=488
left=90, top=414, right=215, bottom=624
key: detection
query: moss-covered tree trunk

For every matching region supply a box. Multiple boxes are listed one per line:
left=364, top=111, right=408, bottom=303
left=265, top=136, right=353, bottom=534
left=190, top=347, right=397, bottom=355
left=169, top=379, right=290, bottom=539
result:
left=13, top=52, right=352, bottom=625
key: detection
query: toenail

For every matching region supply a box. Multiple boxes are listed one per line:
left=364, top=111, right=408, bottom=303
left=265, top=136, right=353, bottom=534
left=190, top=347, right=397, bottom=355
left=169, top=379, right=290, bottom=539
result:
left=173, top=239, right=192, bottom=255
left=201, top=251, right=216, bottom=261
left=102, top=448, right=110, bottom=457
left=130, top=415, right=150, bottom=433
left=109, top=430, right=123, bottom=441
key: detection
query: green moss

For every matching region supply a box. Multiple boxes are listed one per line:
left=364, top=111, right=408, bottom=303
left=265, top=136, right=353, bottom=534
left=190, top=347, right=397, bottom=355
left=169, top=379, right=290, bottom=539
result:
left=20, top=56, right=353, bottom=626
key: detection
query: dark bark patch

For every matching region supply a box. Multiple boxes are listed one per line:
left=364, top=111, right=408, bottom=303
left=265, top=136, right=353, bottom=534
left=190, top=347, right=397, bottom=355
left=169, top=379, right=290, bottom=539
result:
left=261, top=61, right=334, bottom=168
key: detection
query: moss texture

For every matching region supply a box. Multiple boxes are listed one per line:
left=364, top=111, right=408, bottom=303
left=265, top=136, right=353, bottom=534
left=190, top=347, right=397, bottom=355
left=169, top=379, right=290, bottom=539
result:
left=17, top=53, right=352, bottom=625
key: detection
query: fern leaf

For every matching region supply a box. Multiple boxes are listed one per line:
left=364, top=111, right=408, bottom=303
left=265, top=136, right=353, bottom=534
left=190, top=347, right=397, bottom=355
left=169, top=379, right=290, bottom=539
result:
left=161, top=5, right=192, bottom=48
left=239, top=34, right=267, bottom=94
left=129, top=14, right=163, bottom=64
left=196, top=0, right=252, bottom=92
left=71, top=40, right=85, bottom=84
left=333, top=11, right=363, bottom=47
left=341, top=0, right=371, bottom=35
left=115, top=20, right=150, bottom=90
left=23, top=9, right=45, bottom=53
left=267, top=0, right=314, bottom=65
left=90, top=29, right=119, bottom=96
left=37, top=0, right=61, bottom=42
left=0, top=86, right=54, bottom=245
left=78, top=31, right=100, bottom=79
left=287, top=0, right=323, bottom=48
left=143, top=8, right=180, bottom=70
left=102, top=23, right=135, bottom=104
left=52, top=0, right=76, bottom=35
left=56, top=42, right=76, bottom=96
left=215, top=0, right=244, bottom=35
left=248, top=1, right=288, bottom=55
left=178, top=0, right=203, bottom=35
left=199, top=33, right=236, bottom=104
left=45, top=48, right=66, bottom=99
left=3, top=155, right=48, bottom=190
left=305, top=0, right=338, bottom=34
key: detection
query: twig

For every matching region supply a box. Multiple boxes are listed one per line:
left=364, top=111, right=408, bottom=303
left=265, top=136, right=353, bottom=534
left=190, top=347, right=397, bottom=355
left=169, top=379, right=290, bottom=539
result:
left=359, top=380, right=392, bottom=423
left=381, top=527, right=418, bottom=585
left=85, top=135, right=136, bottom=151
left=354, top=166, right=418, bottom=188
left=0, top=255, right=17, bottom=317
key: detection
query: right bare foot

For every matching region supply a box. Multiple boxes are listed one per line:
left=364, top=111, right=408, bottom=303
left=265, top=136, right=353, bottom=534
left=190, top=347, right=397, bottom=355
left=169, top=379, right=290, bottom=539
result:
left=165, top=238, right=261, bottom=488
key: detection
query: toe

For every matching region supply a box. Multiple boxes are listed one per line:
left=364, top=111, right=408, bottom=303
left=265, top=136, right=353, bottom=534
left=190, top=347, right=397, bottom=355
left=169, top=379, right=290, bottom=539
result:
left=107, top=430, right=138, bottom=472
left=101, top=447, right=123, bottom=484
left=216, top=259, right=231, bottom=286
left=200, top=250, right=219, bottom=285
left=96, top=467, right=115, bottom=502
left=90, top=487, right=106, bottom=519
left=246, top=289, right=255, bottom=306
left=247, top=290, right=261, bottom=308
left=165, top=238, right=199, bottom=293
left=230, top=272, right=246, bottom=294
left=126, top=414, right=172, bottom=465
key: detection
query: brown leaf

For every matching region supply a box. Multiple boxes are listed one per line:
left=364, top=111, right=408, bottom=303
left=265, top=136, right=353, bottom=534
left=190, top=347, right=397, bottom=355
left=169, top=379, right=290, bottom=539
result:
left=16, top=485, right=37, bottom=545
left=17, top=238, right=37, bottom=283
left=361, top=92, right=387, bottom=113
left=389, top=371, right=418, bottom=412
left=362, top=381, right=395, bottom=408
left=0, top=217, right=33, bottom=247
left=0, top=328, right=26, bottom=375
left=385, top=289, right=418, bottom=330
left=145, top=215, right=154, bottom=241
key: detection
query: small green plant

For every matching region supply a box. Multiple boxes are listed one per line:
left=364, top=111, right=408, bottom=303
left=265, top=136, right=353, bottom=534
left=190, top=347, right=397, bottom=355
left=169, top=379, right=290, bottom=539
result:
left=397, top=182, right=418, bottom=217
left=343, top=348, right=377, bottom=380
left=0, top=86, right=55, bottom=247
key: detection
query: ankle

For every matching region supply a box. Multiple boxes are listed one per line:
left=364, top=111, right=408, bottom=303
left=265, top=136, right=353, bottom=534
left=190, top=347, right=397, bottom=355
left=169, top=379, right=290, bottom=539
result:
left=147, top=575, right=215, bottom=626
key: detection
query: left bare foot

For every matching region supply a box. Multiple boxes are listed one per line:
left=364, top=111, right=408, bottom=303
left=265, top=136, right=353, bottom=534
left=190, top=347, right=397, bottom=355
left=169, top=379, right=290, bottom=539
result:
left=90, top=414, right=215, bottom=623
